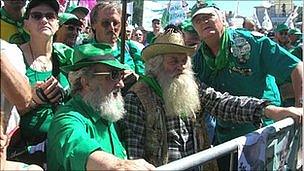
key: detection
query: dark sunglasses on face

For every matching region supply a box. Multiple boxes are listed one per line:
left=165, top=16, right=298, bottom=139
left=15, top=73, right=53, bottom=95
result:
left=30, top=12, right=57, bottom=21
left=92, top=70, right=124, bottom=81
left=279, top=31, right=288, bottom=36
left=65, top=25, right=81, bottom=32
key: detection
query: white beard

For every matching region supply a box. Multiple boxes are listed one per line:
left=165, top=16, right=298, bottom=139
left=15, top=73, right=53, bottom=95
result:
left=83, top=86, right=125, bottom=122
left=158, top=69, right=201, bottom=118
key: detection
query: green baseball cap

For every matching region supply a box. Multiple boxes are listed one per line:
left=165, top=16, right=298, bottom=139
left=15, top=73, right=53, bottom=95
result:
left=275, top=24, right=289, bottom=32
left=288, top=28, right=302, bottom=35
left=66, top=4, right=89, bottom=16
left=180, top=19, right=197, bottom=33
left=191, top=0, right=219, bottom=20
left=58, top=13, right=82, bottom=26
left=61, top=43, right=130, bottom=72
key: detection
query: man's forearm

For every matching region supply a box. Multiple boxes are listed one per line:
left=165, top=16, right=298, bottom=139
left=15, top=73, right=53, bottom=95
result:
left=0, top=55, right=32, bottom=112
left=291, top=62, right=303, bottom=107
left=87, top=151, right=154, bottom=170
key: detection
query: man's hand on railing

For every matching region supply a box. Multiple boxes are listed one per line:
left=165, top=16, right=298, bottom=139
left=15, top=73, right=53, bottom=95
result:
left=264, top=105, right=302, bottom=123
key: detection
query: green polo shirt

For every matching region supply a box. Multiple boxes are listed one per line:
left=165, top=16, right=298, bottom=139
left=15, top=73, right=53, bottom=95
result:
left=193, top=28, right=300, bottom=144
left=47, top=94, right=127, bottom=171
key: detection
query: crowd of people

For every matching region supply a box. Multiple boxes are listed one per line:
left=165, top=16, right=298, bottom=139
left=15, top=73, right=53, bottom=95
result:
left=1, top=0, right=303, bottom=170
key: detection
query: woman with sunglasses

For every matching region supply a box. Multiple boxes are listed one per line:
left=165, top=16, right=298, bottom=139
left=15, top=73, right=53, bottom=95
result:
left=7, top=0, right=70, bottom=168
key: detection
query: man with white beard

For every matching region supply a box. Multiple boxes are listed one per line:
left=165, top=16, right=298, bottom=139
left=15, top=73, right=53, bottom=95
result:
left=118, top=29, right=302, bottom=169
left=47, top=43, right=155, bottom=171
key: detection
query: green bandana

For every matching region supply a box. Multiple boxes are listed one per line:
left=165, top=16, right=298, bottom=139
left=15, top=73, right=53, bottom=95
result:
left=139, top=75, right=163, bottom=99
left=201, top=29, right=229, bottom=74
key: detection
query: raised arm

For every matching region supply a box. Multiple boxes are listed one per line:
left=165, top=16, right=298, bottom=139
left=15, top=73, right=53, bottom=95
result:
left=200, top=85, right=302, bottom=123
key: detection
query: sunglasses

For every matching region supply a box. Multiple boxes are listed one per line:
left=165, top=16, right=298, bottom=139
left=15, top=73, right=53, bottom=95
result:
left=92, top=70, right=124, bottom=81
left=65, top=25, right=81, bottom=32
left=30, top=12, right=57, bottom=21
left=279, top=31, right=288, bottom=36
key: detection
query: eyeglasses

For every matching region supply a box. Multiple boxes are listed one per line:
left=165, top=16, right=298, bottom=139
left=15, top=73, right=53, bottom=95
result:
left=30, top=12, right=57, bottom=21
left=279, top=31, right=288, bottom=36
left=92, top=70, right=124, bottom=81
left=65, top=25, right=81, bottom=32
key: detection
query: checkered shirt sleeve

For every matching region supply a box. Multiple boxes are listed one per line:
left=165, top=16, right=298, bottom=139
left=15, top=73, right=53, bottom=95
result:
left=199, top=83, right=268, bottom=123
left=121, top=92, right=146, bottom=159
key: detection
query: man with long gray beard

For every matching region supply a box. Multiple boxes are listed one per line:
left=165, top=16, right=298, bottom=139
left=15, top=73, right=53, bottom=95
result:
left=47, top=43, right=155, bottom=171
left=118, top=29, right=302, bottom=170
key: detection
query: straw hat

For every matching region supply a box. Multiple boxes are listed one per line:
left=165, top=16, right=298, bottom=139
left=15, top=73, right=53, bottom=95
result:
left=141, top=30, right=195, bottom=62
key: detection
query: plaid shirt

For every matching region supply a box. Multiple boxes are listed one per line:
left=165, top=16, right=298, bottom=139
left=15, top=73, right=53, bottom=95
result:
left=119, top=83, right=267, bottom=164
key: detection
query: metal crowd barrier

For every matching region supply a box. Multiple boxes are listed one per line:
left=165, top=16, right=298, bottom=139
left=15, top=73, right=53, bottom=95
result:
left=155, top=117, right=296, bottom=171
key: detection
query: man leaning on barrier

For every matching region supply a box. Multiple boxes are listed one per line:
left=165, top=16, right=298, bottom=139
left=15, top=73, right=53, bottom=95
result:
left=47, top=43, right=154, bottom=171
left=118, top=28, right=302, bottom=170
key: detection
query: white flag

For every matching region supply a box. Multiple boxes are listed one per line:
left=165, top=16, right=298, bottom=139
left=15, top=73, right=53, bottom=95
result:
left=253, top=10, right=261, bottom=29
left=262, top=8, right=273, bottom=31
left=285, top=6, right=299, bottom=29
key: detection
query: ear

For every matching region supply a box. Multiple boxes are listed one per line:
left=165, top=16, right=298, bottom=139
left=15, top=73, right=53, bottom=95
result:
left=80, top=77, right=89, bottom=89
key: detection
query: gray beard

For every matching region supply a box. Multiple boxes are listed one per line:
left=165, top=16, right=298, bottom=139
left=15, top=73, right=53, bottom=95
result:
left=82, top=86, right=125, bottom=122
left=158, top=69, right=201, bottom=118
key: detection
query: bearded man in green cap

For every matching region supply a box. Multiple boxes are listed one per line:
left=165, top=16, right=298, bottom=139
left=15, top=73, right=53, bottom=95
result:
left=47, top=43, right=155, bottom=171
left=191, top=2, right=303, bottom=170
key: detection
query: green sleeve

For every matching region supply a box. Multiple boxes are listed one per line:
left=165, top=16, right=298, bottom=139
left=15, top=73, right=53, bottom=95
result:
left=259, top=37, right=300, bottom=83
left=48, top=112, right=101, bottom=171
left=127, top=40, right=145, bottom=75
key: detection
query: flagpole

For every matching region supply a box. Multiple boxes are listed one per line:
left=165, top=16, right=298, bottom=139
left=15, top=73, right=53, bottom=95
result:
left=120, top=0, right=127, bottom=64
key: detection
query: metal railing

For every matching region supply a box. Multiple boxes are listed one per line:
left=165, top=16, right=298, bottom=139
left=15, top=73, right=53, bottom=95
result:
left=155, top=117, right=295, bottom=171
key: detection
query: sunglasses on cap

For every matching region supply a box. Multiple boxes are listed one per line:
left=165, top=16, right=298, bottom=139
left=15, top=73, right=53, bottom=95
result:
left=64, top=25, right=81, bottom=32
left=30, top=12, right=57, bottom=21
left=92, top=70, right=124, bottom=81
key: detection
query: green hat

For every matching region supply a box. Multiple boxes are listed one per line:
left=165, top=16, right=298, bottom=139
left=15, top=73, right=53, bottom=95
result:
left=288, top=28, right=302, bottom=35
left=180, top=19, right=197, bottom=33
left=58, top=13, right=82, bottom=26
left=191, top=0, right=219, bottom=20
left=61, top=43, right=130, bottom=72
left=275, top=24, right=289, bottom=32
left=66, top=4, right=89, bottom=16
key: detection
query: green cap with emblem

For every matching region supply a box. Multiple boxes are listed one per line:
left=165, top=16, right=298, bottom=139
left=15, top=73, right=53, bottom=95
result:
left=191, top=0, right=219, bottom=20
left=275, top=23, right=289, bottom=32
left=61, top=43, right=130, bottom=72
left=66, top=4, right=89, bottom=16
left=180, top=19, right=197, bottom=33
left=288, top=28, right=302, bottom=35
left=58, top=13, right=82, bottom=26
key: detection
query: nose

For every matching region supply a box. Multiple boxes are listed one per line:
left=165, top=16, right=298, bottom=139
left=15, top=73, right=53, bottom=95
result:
left=116, top=79, right=125, bottom=89
left=40, top=16, right=48, bottom=24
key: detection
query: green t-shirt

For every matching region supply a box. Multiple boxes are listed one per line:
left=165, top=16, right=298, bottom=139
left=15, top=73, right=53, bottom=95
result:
left=20, top=67, right=70, bottom=142
left=192, top=28, right=300, bottom=143
left=47, top=94, right=127, bottom=171
left=20, top=48, right=70, bottom=143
